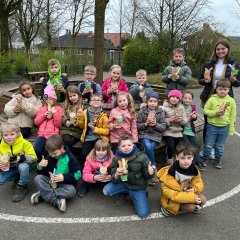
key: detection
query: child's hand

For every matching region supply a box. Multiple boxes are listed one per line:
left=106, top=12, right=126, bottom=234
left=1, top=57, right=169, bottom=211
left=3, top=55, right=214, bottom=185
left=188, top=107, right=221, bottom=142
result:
left=103, top=175, right=111, bottom=182
left=83, top=88, right=91, bottom=94
left=88, top=122, right=95, bottom=130
left=169, top=116, right=176, bottom=123
left=115, top=167, right=124, bottom=177
left=204, top=76, right=211, bottom=83
left=216, top=111, right=224, bottom=117
left=94, top=174, right=106, bottom=182
left=174, top=74, right=180, bottom=80
left=195, top=196, right=202, bottom=205
left=77, top=107, right=83, bottom=115
left=147, top=118, right=157, bottom=126
left=185, top=187, right=194, bottom=192
left=57, top=85, right=65, bottom=92
left=46, top=111, right=53, bottom=119
left=230, top=75, right=236, bottom=83
left=50, top=173, right=64, bottom=183
left=39, top=156, right=48, bottom=168
left=0, top=163, right=8, bottom=171
left=191, top=111, right=197, bottom=119
left=107, top=87, right=113, bottom=95
left=13, top=107, right=21, bottom=113
left=148, top=162, right=154, bottom=175
left=168, top=74, right=172, bottom=79
left=174, top=117, right=183, bottom=123
left=66, top=120, right=71, bottom=127
left=113, top=123, right=122, bottom=129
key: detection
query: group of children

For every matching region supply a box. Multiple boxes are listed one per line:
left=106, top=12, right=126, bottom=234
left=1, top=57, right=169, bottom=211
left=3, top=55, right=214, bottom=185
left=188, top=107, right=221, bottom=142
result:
left=0, top=47, right=237, bottom=218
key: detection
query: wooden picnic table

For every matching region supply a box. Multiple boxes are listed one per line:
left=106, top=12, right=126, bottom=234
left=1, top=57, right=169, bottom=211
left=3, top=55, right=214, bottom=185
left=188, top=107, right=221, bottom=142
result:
left=28, top=71, right=48, bottom=81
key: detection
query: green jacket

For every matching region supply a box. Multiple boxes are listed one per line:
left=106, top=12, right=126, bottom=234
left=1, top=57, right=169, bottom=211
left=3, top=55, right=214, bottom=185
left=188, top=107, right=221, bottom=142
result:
left=161, top=60, right=192, bottom=95
left=111, top=151, right=152, bottom=190
left=203, top=94, right=236, bottom=135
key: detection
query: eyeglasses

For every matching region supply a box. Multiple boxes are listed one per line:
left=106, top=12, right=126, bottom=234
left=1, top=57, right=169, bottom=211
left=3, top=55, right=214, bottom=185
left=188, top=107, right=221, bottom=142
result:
left=91, top=99, right=101, bottom=102
left=85, top=72, right=95, bottom=76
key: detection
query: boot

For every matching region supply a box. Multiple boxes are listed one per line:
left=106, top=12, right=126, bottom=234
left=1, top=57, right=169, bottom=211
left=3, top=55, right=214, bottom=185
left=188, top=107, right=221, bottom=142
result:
left=12, top=184, right=28, bottom=202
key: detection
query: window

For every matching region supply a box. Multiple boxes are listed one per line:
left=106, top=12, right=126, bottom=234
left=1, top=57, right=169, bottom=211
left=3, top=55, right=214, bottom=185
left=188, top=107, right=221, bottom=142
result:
left=88, top=49, right=94, bottom=56
left=76, top=49, right=83, bottom=55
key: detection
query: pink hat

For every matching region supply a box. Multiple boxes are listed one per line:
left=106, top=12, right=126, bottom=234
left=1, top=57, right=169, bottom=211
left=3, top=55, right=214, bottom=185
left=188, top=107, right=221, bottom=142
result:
left=168, top=90, right=182, bottom=100
left=43, top=85, right=57, bottom=100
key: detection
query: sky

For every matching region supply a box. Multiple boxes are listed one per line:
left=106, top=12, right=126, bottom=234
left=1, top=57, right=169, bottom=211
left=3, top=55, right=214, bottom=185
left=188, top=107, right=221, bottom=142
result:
left=105, top=0, right=240, bottom=36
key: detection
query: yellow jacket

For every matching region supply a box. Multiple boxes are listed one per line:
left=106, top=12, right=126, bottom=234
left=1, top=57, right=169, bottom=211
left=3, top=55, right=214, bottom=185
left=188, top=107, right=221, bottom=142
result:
left=157, top=165, right=204, bottom=215
left=77, top=109, right=109, bottom=143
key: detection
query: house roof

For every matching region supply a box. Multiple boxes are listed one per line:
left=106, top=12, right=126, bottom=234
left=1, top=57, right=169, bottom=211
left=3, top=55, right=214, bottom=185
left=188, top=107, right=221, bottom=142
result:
left=41, top=34, right=118, bottom=50
left=104, top=33, right=130, bottom=47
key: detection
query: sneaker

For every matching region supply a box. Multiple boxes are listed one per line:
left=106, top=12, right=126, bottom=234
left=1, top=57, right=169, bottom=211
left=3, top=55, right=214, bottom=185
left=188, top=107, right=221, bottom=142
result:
left=77, top=183, right=90, bottom=198
left=31, top=191, right=43, bottom=204
left=193, top=205, right=202, bottom=214
left=52, top=199, right=66, bottom=212
left=214, top=161, right=222, bottom=169
left=196, top=162, right=205, bottom=171
left=202, top=158, right=208, bottom=167
left=161, top=207, right=172, bottom=217
left=12, top=184, right=28, bottom=202
left=114, top=193, right=127, bottom=206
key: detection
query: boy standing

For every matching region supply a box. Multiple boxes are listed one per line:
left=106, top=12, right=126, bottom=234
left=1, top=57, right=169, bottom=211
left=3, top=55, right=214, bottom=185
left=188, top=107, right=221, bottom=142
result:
left=77, top=94, right=109, bottom=169
left=31, top=134, right=81, bottom=212
left=130, top=69, right=153, bottom=105
left=202, top=79, right=236, bottom=169
left=41, top=59, right=70, bottom=102
left=78, top=65, right=102, bottom=103
left=161, top=48, right=192, bottom=96
left=157, top=142, right=206, bottom=217
left=0, top=123, right=37, bottom=202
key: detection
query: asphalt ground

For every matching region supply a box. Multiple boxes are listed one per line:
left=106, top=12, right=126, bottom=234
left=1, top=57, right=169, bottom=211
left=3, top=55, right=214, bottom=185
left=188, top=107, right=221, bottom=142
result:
left=0, top=86, right=240, bottom=240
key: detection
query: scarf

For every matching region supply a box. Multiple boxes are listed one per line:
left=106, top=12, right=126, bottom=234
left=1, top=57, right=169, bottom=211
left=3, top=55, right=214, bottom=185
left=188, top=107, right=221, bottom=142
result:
left=96, top=155, right=108, bottom=163
left=48, top=59, right=62, bottom=101
left=115, top=145, right=139, bottom=159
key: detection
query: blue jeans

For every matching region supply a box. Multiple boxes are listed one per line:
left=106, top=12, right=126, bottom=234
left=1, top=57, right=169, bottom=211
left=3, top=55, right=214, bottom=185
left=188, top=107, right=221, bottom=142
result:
left=140, top=138, right=158, bottom=167
left=103, top=182, right=150, bottom=218
left=34, top=136, right=47, bottom=161
left=0, top=163, right=31, bottom=185
left=203, top=123, right=229, bottom=160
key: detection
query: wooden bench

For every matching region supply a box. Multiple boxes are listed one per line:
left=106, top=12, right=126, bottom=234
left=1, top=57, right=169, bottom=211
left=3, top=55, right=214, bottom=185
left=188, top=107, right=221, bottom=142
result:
left=28, top=71, right=48, bottom=82
left=0, top=79, right=204, bottom=166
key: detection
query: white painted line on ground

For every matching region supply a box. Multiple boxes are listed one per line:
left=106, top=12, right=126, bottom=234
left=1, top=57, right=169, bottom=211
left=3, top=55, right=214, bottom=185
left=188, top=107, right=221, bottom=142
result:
left=234, top=131, right=240, bottom=137
left=0, top=183, right=240, bottom=224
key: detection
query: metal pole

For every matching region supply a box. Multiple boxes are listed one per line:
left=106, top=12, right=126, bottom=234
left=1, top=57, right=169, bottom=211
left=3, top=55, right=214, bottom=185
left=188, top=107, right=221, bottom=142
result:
left=118, top=0, right=123, bottom=66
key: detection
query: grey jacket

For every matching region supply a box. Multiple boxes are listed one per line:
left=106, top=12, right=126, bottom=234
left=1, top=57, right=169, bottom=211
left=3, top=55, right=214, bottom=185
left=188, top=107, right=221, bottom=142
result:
left=130, top=82, right=153, bottom=104
left=161, top=60, right=192, bottom=95
left=137, top=106, right=166, bottom=143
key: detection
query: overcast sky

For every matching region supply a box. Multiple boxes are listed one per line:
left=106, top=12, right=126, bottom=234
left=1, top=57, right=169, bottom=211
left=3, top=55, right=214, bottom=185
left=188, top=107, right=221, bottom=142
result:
left=105, top=0, right=240, bottom=36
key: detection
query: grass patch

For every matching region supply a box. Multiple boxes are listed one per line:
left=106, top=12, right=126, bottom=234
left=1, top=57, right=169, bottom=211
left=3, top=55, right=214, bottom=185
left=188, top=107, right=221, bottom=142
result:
left=147, top=73, right=200, bottom=88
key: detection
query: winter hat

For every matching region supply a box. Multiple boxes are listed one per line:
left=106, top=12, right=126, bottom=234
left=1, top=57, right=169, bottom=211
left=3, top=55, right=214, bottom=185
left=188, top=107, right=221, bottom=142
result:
left=168, top=90, right=182, bottom=100
left=43, top=85, right=57, bottom=100
left=146, top=92, right=159, bottom=100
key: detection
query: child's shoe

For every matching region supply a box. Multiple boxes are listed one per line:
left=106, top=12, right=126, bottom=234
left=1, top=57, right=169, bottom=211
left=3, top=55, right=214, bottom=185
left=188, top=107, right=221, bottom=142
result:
left=114, top=193, right=127, bottom=206
left=52, top=199, right=66, bottom=212
left=214, top=159, right=222, bottom=169
left=202, top=157, right=208, bottom=167
left=12, top=184, right=28, bottom=202
left=196, top=162, right=205, bottom=171
left=31, top=191, right=43, bottom=204
left=77, top=183, right=90, bottom=198
left=161, top=207, right=172, bottom=217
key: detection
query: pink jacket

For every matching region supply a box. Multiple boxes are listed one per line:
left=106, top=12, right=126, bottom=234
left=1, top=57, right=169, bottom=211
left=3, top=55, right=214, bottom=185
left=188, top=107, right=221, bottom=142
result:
left=101, top=77, right=129, bottom=103
left=83, top=151, right=114, bottom=183
left=109, top=107, right=138, bottom=143
left=34, top=105, right=63, bottom=138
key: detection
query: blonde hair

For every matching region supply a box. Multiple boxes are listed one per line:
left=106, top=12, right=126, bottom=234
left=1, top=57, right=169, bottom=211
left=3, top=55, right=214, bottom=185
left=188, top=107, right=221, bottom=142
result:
left=113, top=92, right=136, bottom=118
left=89, top=140, right=112, bottom=163
left=109, top=64, right=122, bottom=76
left=63, top=86, right=83, bottom=113
left=173, top=48, right=185, bottom=56
left=136, top=69, right=147, bottom=77
left=84, top=65, right=97, bottom=74
left=0, top=123, right=20, bottom=136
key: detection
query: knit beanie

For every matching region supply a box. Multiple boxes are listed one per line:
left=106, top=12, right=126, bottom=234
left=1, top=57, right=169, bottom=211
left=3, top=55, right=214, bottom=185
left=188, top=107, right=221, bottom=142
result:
left=43, top=85, right=57, bottom=100
left=146, top=92, right=159, bottom=100
left=168, top=90, right=182, bottom=100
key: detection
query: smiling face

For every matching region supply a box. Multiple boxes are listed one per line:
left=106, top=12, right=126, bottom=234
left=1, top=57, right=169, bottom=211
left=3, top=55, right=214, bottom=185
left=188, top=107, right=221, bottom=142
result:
left=110, top=67, right=121, bottom=81
left=90, top=96, right=102, bottom=109
left=183, top=93, right=193, bottom=106
left=2, top=131, right=18, bottom=144
left=176, top=152, right=194, bottom=169
left=118, top=139, right=134, bottom=154
left=20, top=84, right=33, bottom=98
left=68, top=92, right=79, bottom=104
left=215, top=43, right=229, bottom=60
left=169, top=96, right=180, bottom=105
left=117, top=94, right=128, bottom=110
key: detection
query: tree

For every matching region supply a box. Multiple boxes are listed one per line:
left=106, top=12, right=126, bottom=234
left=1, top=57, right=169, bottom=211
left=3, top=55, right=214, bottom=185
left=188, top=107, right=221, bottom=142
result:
left=0, top=0, right=23, bottom=54
left=15, top=0, right=44, bottom=59
left=94, top=0, right=109, bottom=83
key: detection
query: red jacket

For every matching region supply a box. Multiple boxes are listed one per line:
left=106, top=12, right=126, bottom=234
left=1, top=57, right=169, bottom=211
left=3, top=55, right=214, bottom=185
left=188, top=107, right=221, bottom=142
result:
left=34, top=105, right=63, bottom=138
left=101, top=77, right=129, bottom=103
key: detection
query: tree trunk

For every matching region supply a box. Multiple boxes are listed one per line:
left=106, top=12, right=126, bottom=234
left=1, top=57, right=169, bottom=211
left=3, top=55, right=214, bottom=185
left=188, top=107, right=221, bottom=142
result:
left=0, top=15, right=10, bottom=54
left=93, top=0, right=109, bottom=84
left=46, top=0, right=52, bottom=49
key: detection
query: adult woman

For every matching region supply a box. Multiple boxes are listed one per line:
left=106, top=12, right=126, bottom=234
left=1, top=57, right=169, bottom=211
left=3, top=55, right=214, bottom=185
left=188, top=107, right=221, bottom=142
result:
left=198, top=39, right=240, bottom=152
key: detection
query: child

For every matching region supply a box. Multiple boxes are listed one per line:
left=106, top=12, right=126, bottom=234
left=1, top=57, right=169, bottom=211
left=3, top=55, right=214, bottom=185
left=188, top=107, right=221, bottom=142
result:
left=60, top=86, right=83, bottom=150
left=77, top=94, right=109, bottom=169
left=34, top=85, right=63, bottom=161
left=162, top=90, right=188, bottom=165
left=77, top=65, right=102, bottom=103
left=78, top=139, right=113, bottom=197
left=4, top=82, right=42, bottom=138
left=157, top=142, right=206, bottom=217
left=101, top=64, right=129, bottom=103
left=182, top=91, right=205, bottom=171
left=103, top=135, right=154, bottom=218
left=109, top=92, right=138, bottom=154
left=31, top=135, right=81, bottom=212
left=137, top=92, right=166, bottom=185
left=130, top=69, right=153, bottom=105
left=161, top=48, right=192, bottom=96
left=202, top=79, right=236, bottom=169
left=41, top=59, right=70, bottom=102
left=0, top=123, right=37, bottom=202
